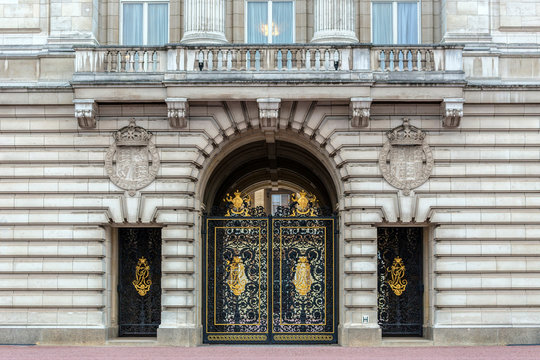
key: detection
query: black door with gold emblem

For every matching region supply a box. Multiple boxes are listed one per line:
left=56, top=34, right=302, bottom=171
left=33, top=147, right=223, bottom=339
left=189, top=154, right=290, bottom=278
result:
left=377, top=227, right=423, bottom=336
left=203, top=191, right=337, bottom=344
left=118, top=228, right=162, bottom=336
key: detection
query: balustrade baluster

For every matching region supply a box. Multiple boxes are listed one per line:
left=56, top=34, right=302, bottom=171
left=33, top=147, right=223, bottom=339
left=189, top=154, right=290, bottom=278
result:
left=295, top=50, right=302, bottom=70
left=427, top=50, right=434, bottom=71
left=379, top=50, right=385, bottom=71
left=136, top=51, right=143, bottom=72
left=216, top=50, right=222, bottom=70
left=277, top=50, right=283, bottom=70
left=286, top=50, right=292, bottom=70
left=305, top=49, right=311, bottom=70
left=235, top=49, right=243, bottom=70
left=315, top=50, right=321, bottom=70
left=246, top=50, right=251, bottom=71
left=413, top=50, right=419, bottom=71
left=389, top=50, right=395, bottom=71
left=333, top=50, right=340, bottom=70
left=207, top=50, right=213, bottom=71
left=324, top=50, right=330, bottom=70
left=255, top=50, right=261, bottom=71
left=106, top=51, right=112, bottom=72
left=226, top=50, right=232, bottom=71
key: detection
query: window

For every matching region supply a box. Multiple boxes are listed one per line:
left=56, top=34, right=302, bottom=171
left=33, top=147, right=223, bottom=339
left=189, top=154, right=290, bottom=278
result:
left=271, top=193, right=290, bottom=215
left=246, top=1, right=294, bottom=44
left=372, top=1, right=419, bottom=44
left=122, top=1, right=168, bottom=45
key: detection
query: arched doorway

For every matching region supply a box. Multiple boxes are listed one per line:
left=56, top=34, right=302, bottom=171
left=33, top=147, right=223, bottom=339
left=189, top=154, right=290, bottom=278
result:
left=200, top=138, right=340, bottom=344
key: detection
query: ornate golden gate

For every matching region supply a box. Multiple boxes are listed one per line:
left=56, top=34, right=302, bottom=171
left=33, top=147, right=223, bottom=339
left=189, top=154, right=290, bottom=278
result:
left=203, top=191, right=337, bottom=344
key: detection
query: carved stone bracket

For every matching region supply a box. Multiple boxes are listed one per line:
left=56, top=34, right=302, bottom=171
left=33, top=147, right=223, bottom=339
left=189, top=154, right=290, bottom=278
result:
left=257, top=98, right=281, bottom=132
left=350, top=97, right=372, bottom=128
left=74, top=99, right=97, bottom=129
left=166, top=98, right=189, bottom=128
left=441, top=98, right=464, bottom=128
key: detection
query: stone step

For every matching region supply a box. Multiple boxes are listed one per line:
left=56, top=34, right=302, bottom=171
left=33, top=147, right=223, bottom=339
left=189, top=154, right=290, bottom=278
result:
left=106, top=338, right=159, bottom=346
left=382, top=337, right=434, bottom=347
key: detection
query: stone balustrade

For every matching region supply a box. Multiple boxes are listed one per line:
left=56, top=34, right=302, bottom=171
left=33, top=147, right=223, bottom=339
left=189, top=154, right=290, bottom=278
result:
left=74, top=44, right=463, bottom=77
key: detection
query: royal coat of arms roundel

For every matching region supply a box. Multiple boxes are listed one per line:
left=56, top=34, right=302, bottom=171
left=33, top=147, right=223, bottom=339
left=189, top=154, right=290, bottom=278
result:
left=378, top=119, right=433, bottom=195
left=105, top=120, right=160, bottom=196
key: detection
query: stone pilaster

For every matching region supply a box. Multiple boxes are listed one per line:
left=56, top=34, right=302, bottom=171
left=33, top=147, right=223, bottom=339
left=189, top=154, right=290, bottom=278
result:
left=312, top=0, right=357, bottom=43
left=181, top=0, right=227, bottom=44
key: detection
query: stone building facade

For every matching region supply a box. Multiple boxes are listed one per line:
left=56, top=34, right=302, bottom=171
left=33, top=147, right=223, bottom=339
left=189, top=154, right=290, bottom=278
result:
left=1, top=0, right=540, bottom=346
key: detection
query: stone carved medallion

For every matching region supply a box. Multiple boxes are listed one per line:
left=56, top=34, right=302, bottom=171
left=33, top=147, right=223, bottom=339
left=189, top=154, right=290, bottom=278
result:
left=105, top=121, right=160, bottom=196
left=378, top=119, right=433, bottom=195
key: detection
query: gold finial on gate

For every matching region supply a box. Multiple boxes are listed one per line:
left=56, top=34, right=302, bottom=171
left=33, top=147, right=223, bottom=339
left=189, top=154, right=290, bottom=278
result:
left=290, top=190, right=317, bottom=217
left=387, top=257, right=407, bottom=296
left=132, top=257, right=152, bottom=296
left=224, top=190, right=251, bottom=217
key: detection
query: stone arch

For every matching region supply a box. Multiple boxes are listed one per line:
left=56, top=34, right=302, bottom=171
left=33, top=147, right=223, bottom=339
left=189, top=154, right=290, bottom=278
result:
left=197, top=129, right=343, bottom=211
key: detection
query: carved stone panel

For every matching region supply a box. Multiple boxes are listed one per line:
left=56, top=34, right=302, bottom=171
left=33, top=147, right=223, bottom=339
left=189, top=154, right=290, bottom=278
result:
left=105, top=121, right=160, bottom=196
left=378, top=119, right=433, bottom=195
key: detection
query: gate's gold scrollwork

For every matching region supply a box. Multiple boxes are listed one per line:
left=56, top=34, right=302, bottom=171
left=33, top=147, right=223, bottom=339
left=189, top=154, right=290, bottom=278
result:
left=226, top=256, right=248, bottom=296
left=132, top=257, right=152, bottom=296
left=291, top=190, right=317, bottom=216
left=225, top=190, right=251, bottom=217
left=387, top=257, right=407, bottom=296
left=292, top=256, right=314, bottom=296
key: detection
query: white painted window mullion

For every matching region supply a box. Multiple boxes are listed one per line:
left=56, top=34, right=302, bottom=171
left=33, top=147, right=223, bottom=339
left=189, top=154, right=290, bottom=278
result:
left=143, top=2, right=148, bottom=45
left=393, top=1, right=398, bottom=44
left=268, top=0, right=273, bottom=44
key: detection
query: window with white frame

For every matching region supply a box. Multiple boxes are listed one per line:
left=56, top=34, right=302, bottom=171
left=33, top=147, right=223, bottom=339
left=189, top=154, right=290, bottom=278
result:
left=246, top=1, right=294, bottom=44
left=122, top=1, right=169, bottom=45
left=372, top=1, right=419, bottom=44
left=271, top=193, right=290, bottom=215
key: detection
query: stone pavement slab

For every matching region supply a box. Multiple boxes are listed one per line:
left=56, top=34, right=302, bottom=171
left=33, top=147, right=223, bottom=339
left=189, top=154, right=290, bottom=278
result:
left=1, top=345, right=540, bottom=360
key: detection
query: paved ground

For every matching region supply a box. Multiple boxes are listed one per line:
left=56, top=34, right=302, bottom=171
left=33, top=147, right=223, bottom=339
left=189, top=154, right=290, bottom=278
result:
left=0, top=345, right=540, bottom=360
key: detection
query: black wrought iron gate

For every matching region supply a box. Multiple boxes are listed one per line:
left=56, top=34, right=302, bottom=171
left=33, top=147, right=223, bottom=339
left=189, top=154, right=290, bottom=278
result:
left=203, top=191, right=337, bottom=344
left=377, top=227, right=423, bottom=336
left=118, top=228, right=162, bottom=336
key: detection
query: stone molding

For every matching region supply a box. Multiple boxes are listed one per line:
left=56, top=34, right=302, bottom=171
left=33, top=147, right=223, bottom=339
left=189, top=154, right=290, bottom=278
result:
left=441, top=98, right=464, bottom=128
left=166, top=98, right=189, bottom=128
left=378, top=119, right=434, bottom=195
left=350, top=97, right=372, bottom=128
left=73, top=99, right=97, bottom=129
left=257, top=98, right=281, bottom=132
left=105, top=121, right=160, bottom=196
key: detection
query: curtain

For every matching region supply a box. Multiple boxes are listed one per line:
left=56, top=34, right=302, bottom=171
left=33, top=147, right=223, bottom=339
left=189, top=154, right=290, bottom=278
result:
left=123, top=3, right=143, bottom=45
left=372, top=2, right=392, bottom=44
left=148, top=3, right=168, bottom=45
left=397, top=2, right=418, bottom=44
left=247, top=2, right=268, bottom=44
left=272, top=1, right=293, bottom=44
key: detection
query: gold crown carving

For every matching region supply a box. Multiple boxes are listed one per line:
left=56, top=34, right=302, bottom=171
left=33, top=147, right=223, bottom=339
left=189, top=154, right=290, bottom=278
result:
left=386, top=119, right=425, bottom=146
left=114, top=120, right=152, bottom=146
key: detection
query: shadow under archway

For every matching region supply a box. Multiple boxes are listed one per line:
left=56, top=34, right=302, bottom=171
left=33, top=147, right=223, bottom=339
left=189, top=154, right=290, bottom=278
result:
left=202, top=140, right=338, bottom=211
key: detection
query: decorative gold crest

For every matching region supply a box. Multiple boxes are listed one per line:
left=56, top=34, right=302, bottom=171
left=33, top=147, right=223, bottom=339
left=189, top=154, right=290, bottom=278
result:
left=290, top=190, right=317, bottom=217
left=224, top=190, right=251, bottom=217
left=292, top=256, right=314, bottom=296
left=387, top=257, right=407, bottom=296
left=226, top=256, right=248, bottom=296
left=132, top=257, right=152, bottom=296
